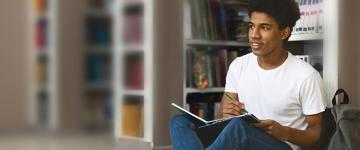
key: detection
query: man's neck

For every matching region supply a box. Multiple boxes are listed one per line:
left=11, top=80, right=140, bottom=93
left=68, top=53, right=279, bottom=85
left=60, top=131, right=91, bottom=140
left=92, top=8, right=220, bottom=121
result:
left=257, top=50, right=288, bottom=70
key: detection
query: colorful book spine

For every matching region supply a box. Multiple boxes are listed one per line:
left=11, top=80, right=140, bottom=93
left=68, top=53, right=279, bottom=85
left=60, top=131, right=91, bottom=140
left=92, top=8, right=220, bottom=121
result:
left=122, top=103, right=143, bottom=137
left=293, top=0, right=323, bottom=35
left=126, top=57, right=144, bottom=90
left=34, top=0, right=47, bottom=15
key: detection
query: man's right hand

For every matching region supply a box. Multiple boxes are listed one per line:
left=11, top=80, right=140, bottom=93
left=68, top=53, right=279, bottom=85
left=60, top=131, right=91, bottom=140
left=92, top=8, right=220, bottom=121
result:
left=220, top=93, right=245, bottom=118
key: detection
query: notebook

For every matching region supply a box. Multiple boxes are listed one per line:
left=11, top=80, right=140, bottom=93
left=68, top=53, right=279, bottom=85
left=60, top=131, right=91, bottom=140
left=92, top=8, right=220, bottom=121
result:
left=171, top=103, right=260, bottom=128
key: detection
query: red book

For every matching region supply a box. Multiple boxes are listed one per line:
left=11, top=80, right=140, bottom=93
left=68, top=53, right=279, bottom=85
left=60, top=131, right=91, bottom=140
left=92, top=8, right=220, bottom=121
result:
left=35, top=22, right=46, bottom=52
left=126, top=58, right=144, bottom=90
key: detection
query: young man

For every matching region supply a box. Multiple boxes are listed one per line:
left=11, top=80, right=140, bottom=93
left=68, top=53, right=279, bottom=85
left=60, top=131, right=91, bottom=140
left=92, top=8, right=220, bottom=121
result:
left=170, top=0, right=325, bottom=149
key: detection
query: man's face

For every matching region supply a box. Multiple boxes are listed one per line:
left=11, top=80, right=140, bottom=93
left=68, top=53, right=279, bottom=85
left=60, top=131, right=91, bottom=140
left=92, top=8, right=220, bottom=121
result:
left=248, top=12, right=288, bottom=57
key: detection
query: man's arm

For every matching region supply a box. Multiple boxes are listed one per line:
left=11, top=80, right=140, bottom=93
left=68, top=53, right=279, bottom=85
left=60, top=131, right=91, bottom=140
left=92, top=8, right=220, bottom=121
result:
left=216, top=92, right=244, bottom=119
left=254, top=113, right=322, bottom=148
left=285, top=113, right=322, bottom=148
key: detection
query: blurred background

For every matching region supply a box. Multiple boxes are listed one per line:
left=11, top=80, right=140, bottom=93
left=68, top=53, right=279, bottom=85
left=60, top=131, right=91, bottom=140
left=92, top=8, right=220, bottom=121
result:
left=0, top=0, right=359, bottom=150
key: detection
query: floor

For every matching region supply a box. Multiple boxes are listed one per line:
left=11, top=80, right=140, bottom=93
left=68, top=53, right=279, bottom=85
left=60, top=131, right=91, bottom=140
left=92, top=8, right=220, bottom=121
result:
left=0, top=131, right=154, bottom=150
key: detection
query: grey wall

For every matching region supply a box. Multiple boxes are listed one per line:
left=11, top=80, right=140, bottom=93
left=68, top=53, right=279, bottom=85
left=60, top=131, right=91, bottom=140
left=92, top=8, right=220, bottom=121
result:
left=338, top=0, right=360, bottom=107
left=0, top=0, right=29, bottom=130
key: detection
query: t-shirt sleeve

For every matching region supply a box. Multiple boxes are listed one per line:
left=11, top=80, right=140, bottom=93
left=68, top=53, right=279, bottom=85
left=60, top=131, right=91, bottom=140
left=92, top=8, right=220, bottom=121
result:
left=299, top=71, right=326, bottom=115
left=224, top=59, right=239, bottom=93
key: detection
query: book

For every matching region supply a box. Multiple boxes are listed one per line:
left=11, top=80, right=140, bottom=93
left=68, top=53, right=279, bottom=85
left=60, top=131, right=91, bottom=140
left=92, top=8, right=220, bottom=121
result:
left=192, top=49, right=209, bottom=89
left=122, top=97, right=144, bottom=137
left=34, top=0, right=47, bottom=15
left=35, top=20, right=47, bottom=50
left=122, top=103, right=143, bottom=137
left=125, top=55, right=144, bottom=90
left=293, top=0, right=323, bottom=35
left=86, top=18, right=111, bottom=46
left=171, top=103, right=259, bottom=128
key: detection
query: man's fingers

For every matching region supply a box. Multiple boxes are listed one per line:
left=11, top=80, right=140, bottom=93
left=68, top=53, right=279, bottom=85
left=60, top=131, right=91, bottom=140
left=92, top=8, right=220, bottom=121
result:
left=223, top=108, right=242, bottom=116
left=230, top=100, right=245, bottom=109
left=224, top=103, right=242, bottom=111
left=224, top=104, right=242, bottom=115
left=253, top=120, right=272, bottom=128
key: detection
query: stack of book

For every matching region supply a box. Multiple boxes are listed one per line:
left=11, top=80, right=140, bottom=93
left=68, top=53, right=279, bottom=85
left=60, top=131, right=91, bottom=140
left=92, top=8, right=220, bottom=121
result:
left=87, top=55, right=110, bottom=85
left=38, top=92, right=49, bottom=124
left=293, top=0, right=324, bottom=35
left=86, top=18, right=111, bottom=46
left=35, top=20, right=47, bottom=52
left=33, top=0, right=47, bottom=15
left=123, top=4, right=143, bottom=45
left=186, top=92, right=223, bottom=120
left=85, top=94, right=113, bottom=123
left=35, top=60, right=48, bottom=88
left=186, top=0, right=249, bottom=40
left=186, top=48, right=249, bottom=88
left=122, top=97, right=144, bottom=137
left=125, top=55, right=144, bottom=90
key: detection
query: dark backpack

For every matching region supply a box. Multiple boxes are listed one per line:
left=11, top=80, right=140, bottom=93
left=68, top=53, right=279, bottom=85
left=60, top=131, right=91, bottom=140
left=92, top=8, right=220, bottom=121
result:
left=317, top=89, right=360, bottom=150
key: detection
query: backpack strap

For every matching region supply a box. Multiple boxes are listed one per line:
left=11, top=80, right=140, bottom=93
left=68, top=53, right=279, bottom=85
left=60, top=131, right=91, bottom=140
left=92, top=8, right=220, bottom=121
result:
left=332, top=89, right=349, bottom=105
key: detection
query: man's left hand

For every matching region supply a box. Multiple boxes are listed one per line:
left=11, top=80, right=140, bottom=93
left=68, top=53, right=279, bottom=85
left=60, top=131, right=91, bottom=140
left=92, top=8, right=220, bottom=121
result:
left=253, top=120, right=289, bottom=141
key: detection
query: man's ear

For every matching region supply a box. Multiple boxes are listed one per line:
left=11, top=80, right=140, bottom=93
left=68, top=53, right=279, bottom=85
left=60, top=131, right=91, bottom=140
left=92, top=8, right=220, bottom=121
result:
left=281, top=27, right=291, bottom=40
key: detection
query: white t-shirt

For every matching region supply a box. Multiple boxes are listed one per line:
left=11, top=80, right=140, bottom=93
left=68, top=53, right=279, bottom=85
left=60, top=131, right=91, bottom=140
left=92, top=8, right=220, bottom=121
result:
left=225, top=52, right=325, bottom=150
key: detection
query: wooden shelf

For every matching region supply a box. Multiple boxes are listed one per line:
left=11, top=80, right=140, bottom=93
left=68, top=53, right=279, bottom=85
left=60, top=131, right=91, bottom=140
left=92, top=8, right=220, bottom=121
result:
left=86, top=46, right=112, bottom=54
left=85, top=9, right=111, bottom=17
left=185, top=87, right=225, bottom=94
left=35, top=12, right=49, bottom=20
left=118, top=136, right=145, bottom=142
left=123, top=0, right=143, bottom=7
left=123, top=45, right=144, bottom=52
left=86, top=82, right=111, bottom=91
left=34, top=50, right=49, bottom=59
left=289, top=33, right=323, bottom=41
left=185, top=39, right=249, bottom=47
left=123, top=89, right=144, bottom=96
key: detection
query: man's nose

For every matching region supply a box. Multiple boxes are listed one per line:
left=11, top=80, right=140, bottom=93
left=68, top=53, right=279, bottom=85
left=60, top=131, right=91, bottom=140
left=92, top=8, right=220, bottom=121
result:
left=250, top=28, right=261, bottom=39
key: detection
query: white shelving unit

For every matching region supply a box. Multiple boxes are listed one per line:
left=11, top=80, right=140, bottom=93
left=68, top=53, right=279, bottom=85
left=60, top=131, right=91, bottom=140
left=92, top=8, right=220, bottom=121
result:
left=289, top=33, right=323, bottom=42
left=114, top=0, right=183, bottom=149
left=185, top=87, right=225, bottom=94
left=114, top=0, right=152, bottom=142
left=123, top=90, right=145, bottom=96
left=28, top=0, right=59, bottom=130
left=82, top=0, right=115, bottom=131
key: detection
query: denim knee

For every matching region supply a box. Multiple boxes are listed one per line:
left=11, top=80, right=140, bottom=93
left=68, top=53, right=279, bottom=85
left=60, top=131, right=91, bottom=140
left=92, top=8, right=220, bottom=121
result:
left=227, top=118, right=249, bottom=142
left=228, top=117, right=246, bottom=126
left=170, top=115, right=192, bottom=129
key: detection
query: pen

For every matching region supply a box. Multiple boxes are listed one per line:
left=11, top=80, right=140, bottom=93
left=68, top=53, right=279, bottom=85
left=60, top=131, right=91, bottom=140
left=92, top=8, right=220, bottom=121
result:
left=225, top=93, right=249, bottom=114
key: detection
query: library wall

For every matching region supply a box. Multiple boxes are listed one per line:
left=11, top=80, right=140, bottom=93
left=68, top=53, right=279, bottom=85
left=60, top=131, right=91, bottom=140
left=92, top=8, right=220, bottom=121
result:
left=338, top=0, right=360, bottom=107
left=57, top=0, right=85, bottom=129
left=0, top=0, right=29, bottom=130
left=153, top=0, right=183, bottom=146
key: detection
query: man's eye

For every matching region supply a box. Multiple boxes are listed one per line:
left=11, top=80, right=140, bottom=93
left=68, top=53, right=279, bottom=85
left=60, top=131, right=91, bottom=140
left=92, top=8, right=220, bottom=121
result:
left=248, top=24, right=254, bottom=29
left=262, top=26, right=270, bottom=30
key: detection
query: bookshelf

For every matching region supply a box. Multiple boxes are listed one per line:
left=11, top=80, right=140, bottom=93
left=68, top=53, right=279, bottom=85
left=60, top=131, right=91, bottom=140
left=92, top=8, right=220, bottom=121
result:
left=29, top=0, right=96, bottom=130
left=182, top=0, right=338, bottom=124
left=114, top=0, right=183, bottom=149
left=115, top=0, right=147, bottom=141
left=29, top=0, right=58, bottom=129
left=182, top=0, right=251, bottom=121
left=83, top=0, right=114, bottom=131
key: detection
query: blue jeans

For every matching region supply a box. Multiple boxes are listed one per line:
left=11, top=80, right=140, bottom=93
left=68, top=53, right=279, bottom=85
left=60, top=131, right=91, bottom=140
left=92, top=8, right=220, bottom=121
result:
left=169, top=115, right=292, bottom=150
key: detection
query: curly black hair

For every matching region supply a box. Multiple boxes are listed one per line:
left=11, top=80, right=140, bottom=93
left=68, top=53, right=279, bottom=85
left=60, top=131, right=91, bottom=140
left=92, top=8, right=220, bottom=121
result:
left=248, top=0, right=300, bottom=30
